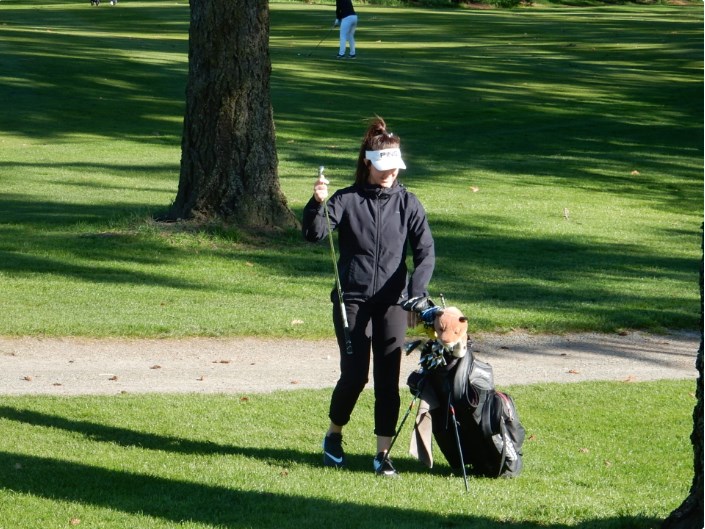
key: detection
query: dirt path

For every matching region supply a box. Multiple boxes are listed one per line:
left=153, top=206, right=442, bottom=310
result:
left=0, top=331, right=699, bottom=396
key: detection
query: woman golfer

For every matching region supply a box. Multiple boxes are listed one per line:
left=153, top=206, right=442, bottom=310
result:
left=302, top=117, right=435, bottom=476
left=334, top=0, right=357, bottom=59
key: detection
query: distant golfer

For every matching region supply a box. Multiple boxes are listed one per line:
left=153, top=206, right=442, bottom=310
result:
left=302, top=117, right=435, bottom=476
left=334, top=0, right=357, bottom=59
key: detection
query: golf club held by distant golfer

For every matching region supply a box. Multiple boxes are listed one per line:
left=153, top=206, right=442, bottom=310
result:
left=307, top=23, right=335, bottom=57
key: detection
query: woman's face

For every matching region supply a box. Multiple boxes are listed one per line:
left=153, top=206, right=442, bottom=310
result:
left=367, top=165, right=399, bottom=188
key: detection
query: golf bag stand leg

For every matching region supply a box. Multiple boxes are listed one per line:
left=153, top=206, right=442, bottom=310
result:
left=385, top=386, right=422, bottom=462
left=448, top=396, right=469, bottom=492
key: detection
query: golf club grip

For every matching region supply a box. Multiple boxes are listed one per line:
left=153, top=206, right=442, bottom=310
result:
left=343, top=327, right=353, bottom=355
left=340, top=302, right=353, bottom=355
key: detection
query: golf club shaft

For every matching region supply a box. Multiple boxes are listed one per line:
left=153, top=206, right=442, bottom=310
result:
left=308, top=24, right=335, bottom=57
left=321, top=166, right=353, bottom=355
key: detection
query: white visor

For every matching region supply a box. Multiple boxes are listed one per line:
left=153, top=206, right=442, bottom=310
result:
left=365, top=148, right=406, bottom=171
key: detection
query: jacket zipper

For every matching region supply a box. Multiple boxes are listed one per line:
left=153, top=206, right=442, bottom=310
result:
left=372, top=189, right=382, bottom=295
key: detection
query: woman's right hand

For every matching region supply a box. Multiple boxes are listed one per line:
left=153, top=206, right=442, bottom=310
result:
left=313, top=176, right=329, bottom=203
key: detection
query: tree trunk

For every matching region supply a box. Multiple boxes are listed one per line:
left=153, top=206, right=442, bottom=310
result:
left=662, top=226, right=704, bottom=529
left=168, top=0, right=297, bottom=230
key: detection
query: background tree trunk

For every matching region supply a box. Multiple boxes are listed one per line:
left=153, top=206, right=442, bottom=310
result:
left=662, top=226, right=703, bottom=529
left=168, top=0, right=297, bottom=229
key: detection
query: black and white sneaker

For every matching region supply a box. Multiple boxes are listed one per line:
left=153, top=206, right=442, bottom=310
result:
left=323, top=433, right=345, bottom=468
left=336, top=54, right=345, bottom=59
left=373, top=452, right=399, bottom=477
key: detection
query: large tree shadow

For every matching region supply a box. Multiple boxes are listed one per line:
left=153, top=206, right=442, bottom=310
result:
left=0, top=450, right=662, bottom=529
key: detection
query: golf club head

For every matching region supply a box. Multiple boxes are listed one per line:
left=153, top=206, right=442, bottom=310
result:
left=404, top=339, right=423, bottom=355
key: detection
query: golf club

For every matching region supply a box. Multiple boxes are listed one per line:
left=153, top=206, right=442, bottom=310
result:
left=320, top=166, right=353, bottom=355
left=307, top=24, right=335, bottom=57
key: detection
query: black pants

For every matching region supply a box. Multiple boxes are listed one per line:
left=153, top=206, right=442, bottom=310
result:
left=329, top=300, right=406, bottom=437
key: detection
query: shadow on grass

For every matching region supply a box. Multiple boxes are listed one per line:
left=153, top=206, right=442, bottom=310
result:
left=0, top=192, right=699, bottom=329
left=2, top=5, right=702, bottom=200
left=0, top=405, right=309, bottom=460
left=272, top=7, right=703, bottom=217
left=1, top=377, right=694, bottom=529
left=0, top=403, right=666, bottom=528
left=0, top=448, right=663, bottom=528
left=0, top=404, right=458, bottom=480
left=2, top=3, right=701, bottom=206
left=0, top=195, right=330, bottom=294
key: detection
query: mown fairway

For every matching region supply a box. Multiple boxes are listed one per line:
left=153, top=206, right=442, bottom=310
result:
left=0, top=1, right=702, bottom=336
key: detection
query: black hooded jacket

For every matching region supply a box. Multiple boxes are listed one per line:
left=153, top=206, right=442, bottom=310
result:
left=336, top=0, right=356, bottom=20
left=302, top=182, right=435, bottom=305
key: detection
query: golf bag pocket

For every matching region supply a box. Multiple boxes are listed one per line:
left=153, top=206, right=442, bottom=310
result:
left=464, top=357, right=494, bottom=408
left=470, top=358, right=494, bottom=391
left=475, top=390, right=525, bottom=478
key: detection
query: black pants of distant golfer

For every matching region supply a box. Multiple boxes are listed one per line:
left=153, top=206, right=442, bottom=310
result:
left=330, top=300, right=405, bottom=437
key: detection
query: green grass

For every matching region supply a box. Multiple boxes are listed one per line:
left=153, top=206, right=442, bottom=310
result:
left=0, top=379, right=696, bottom=528
left=0, top=0, right=702, bottom=337
left=0, top=7, right=699, bottom=527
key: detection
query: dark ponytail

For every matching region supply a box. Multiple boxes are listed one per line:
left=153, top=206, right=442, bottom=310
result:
left=354, top=117, right=402, bottom=185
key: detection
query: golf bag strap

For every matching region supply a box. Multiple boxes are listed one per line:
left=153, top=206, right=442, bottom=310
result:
left=452, top=350, right=472, bottom=404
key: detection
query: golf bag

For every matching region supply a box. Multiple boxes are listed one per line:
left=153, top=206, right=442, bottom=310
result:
left=409, top=341, right=525, bottom=478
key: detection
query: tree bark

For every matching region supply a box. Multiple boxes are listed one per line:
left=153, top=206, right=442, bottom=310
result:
left=662, top=226, right=703, bottom=529
left=168, top=0, right=297, bottom=229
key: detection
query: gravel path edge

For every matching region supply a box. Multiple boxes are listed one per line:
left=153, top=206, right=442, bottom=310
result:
left=0, top=330, right=699, bottom=396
